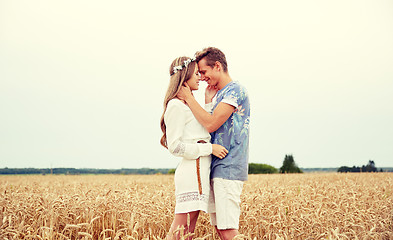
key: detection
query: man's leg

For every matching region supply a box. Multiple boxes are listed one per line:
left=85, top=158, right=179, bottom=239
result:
left=216, top=229, right=239, bottom=240
left=214, top=225, right=224, bottom=239
left=211, top=178, right=244, bottom=240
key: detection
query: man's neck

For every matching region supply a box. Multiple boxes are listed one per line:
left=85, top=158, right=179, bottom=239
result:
left=217, top=74, right=232, bottom=90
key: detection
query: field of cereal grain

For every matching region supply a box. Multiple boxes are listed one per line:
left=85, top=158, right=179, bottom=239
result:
left=1, top=173, right=392, bottom=239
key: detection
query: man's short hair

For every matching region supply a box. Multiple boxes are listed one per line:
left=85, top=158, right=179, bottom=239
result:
left=195, top=47, right=228, bottom=72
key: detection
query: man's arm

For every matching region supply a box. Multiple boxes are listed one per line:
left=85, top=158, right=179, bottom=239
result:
left=178, top=86, right=234, bottom=133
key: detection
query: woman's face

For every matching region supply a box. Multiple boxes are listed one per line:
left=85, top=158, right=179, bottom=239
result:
left=186, top=65, right=201, bottom=91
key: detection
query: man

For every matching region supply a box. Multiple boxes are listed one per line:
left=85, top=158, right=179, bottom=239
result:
left=177, top=47, right=250, bottom=240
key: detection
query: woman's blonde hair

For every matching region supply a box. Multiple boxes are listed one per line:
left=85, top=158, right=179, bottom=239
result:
left=160, top=56, right=196, bottom=148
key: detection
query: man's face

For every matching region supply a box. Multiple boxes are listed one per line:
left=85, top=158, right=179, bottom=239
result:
left=197, top=58, right=218, bottom=87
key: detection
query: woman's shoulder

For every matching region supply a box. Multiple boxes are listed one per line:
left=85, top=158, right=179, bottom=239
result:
left=165, top=99, right=189, bottom=120
left=166, top=99, right=189, bottom=114
left=167, top=98, right=187, bottom=108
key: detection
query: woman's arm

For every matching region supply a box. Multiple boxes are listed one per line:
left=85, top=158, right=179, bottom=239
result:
left=165, top=101, right=213, bottom=159
left=177, top=86, right=235, bottom=133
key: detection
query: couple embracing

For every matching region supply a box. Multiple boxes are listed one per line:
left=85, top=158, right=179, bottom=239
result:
left=160, top=47, right=250, bottom=240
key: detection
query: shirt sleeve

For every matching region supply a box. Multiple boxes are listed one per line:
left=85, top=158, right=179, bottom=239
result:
left=164, top=101, right=212, bottom=159
left=221, top=84, right=241, bottom=108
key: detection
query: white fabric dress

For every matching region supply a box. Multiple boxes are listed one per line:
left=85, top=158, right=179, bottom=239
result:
left=164, top=99, right=212, bottom=214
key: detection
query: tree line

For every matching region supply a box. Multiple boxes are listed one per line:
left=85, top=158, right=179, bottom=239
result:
left=0, top=168, right=171, bottom=175
left=0, top=155, right=316, bottom=175
left=1, top=157, right=389, bottom=175
left=337, top=160, right=384, bottom=173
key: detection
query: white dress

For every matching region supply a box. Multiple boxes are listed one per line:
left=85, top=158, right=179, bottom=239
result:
left=164, top=99, right=212, bottom=214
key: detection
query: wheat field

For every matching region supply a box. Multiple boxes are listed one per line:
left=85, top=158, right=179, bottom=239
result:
left=0, top=173, right=392, bottom=239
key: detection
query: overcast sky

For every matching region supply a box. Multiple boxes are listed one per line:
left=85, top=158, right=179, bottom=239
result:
left=1, top=0, right=392, bottom=170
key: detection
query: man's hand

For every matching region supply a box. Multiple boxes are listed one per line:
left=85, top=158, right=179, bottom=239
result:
left=205, top=85, right=218, bottom=104
left=177, top=82, right=193, bottom=101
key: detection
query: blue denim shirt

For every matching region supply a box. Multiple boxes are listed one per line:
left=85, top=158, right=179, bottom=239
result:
left=208, top=81, right=250, bottom=181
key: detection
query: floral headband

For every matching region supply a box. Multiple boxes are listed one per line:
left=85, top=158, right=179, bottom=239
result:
left=170, top=57, right=196, bottom=76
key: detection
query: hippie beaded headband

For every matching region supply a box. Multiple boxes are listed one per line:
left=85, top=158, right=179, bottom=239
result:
left=170, top=57, right=196, bottom=76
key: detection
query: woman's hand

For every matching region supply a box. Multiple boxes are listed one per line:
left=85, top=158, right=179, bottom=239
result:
left=212, top=144, right=228, bottom=159
left=177, top=82, right=192, bottom=102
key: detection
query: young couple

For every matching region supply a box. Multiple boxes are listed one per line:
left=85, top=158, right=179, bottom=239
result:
left=160, top=47, right=250, bottom=240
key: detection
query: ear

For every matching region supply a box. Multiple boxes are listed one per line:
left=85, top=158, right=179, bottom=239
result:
left=215, top=61, right=222, bottom=71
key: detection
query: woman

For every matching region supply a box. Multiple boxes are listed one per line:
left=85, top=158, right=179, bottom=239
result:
left=160, top=56, right=228, bottom=239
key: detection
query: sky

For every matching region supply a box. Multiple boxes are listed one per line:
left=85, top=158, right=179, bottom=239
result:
left=1, top=0, right=392, bottom=170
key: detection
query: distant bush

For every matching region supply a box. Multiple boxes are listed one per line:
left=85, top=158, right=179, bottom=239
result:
left=248, top=163, right=278, bottom=174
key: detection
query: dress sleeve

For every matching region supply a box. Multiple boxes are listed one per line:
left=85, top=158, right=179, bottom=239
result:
left=165, top=101, right=212, bottom=159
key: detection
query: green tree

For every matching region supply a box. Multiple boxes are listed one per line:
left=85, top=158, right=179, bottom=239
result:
left=362, top=160, right=377, bottom=172
left=280, top=155, right=303, bottom=173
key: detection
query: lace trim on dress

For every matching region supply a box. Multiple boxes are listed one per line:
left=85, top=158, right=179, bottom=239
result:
left=176, top=191, right=208, bottom=203
left=173, top=142, right=186, bottom=156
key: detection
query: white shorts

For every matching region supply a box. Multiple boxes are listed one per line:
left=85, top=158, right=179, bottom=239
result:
left=208, top=178, right=244, bottom=230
